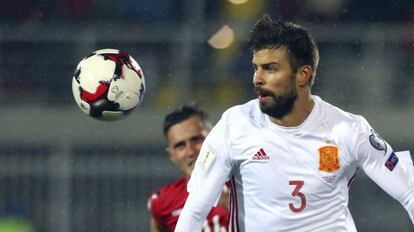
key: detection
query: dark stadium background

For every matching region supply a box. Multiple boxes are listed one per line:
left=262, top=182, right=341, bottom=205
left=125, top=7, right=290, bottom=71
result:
left=0, top=0, right=413, bottom=231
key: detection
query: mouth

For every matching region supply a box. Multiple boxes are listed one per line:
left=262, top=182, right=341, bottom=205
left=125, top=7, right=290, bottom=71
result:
left=258, top=94, right=270, bottom=101
left=255, top=87, right=272, bottom=102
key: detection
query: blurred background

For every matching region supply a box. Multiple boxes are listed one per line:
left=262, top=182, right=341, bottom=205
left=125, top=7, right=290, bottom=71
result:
left=0, top=0, right=413, bottom=231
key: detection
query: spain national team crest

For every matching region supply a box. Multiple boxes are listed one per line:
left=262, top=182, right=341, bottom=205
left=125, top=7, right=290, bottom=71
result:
left=318, top=145, right=340, bottom=172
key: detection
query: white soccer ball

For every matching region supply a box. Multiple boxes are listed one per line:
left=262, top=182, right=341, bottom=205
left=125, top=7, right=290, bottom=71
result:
left=72, top=49, right=145, bottom=121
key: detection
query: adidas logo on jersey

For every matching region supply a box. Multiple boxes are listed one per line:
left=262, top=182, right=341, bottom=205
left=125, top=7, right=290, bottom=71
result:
left=252, top=148, right=270, bottom=160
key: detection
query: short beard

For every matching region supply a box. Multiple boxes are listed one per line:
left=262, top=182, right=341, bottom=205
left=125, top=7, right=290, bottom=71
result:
left=255, top=82, right=297, bottom=119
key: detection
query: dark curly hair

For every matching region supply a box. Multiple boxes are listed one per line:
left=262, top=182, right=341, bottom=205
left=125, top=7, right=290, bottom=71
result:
left=248, top=15, right=319, bottom=85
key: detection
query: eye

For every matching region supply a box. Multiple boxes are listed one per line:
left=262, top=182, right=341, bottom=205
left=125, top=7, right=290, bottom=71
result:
left=173, top=142, right=186, bottom=151
left=190, top=135, right=205, bottom=145
left=263, top=64, right=277, bottom=73
left=252, top=64, right=258, bottom=72
left=262, top=64, right=270, bottom=71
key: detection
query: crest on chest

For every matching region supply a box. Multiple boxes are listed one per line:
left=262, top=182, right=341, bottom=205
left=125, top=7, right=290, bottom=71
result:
left=318, top=145, right=340, bottom=172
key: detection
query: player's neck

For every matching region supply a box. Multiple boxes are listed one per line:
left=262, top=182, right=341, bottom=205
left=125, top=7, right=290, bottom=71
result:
left=269, top=94, right=314, bottom=127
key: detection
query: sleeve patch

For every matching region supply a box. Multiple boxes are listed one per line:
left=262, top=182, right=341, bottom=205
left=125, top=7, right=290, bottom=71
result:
left=197, top=145, right=217, bottom=172
left=385, top=152, right=399, bottom=171
left=369, top=129, right=387, bottom=152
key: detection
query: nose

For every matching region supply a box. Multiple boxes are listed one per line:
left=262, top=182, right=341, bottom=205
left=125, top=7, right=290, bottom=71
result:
left=253, top=69, right=264, bottom=86
left=185, top=142, right=197, bottom=157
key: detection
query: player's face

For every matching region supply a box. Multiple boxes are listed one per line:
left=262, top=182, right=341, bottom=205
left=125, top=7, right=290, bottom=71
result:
left=166, top=116, right=209, bottom=179
left=252, top=47, right=298, bottom=119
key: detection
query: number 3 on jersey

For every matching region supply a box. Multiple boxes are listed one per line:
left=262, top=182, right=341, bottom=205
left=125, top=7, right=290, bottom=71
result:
left=289, top=180, right=307, bottom=213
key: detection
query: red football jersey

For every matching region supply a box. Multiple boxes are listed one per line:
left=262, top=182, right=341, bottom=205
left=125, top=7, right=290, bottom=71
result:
left=149, top=178, right=229, bottom=231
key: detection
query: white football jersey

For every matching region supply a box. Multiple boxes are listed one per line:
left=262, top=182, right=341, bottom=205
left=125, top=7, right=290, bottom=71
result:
left=175, top=96, right=414, bottom=232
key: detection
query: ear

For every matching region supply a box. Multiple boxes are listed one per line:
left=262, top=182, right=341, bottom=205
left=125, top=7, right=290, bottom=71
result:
left=296, top=65, right=313, bottom=87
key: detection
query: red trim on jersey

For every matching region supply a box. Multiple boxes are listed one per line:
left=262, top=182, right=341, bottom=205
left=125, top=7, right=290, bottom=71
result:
left=230, top=175, right=240, bottom=232
left=149, top=177, right=229, bottom=231
left=347, top=168, right=358, bottom=188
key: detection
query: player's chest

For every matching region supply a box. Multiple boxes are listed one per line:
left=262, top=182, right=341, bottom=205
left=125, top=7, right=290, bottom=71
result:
left=230, top=128, right=351, bottom=191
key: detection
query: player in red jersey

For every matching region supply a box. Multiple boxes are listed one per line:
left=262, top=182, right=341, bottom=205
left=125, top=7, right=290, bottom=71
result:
left=148, top=106, right=229, bottom=232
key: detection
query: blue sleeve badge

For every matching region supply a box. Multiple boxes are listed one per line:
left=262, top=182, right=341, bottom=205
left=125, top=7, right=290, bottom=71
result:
left=369, top=129, right=387, bottom=153
left=385, top=152, right=399, bottom=171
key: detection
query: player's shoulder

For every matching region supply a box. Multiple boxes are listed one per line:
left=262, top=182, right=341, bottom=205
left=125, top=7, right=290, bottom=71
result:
left=148, top=178, right=188, bottom=220
left=151, top=178, right=187, bottom=198
left=221, top=99, right=263, bottom=125
left=149, top=178, right=187, bottom=205
left=316, top=96, right=367, bottom=127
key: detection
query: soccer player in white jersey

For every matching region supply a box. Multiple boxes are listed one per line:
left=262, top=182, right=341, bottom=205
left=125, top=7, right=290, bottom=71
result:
left=175, top=15, right=414, bottom=232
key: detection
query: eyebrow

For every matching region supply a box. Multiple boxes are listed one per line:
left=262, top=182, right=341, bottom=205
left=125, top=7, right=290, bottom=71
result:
left=260, top=61, right=280, bottom=66
left=171, top=135, right=205, bottom=149
left=254, top=61, right=280, bottom=67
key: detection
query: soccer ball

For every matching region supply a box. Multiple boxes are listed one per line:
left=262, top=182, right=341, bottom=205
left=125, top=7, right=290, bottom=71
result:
left=72, top=49, right=145, bottom=121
